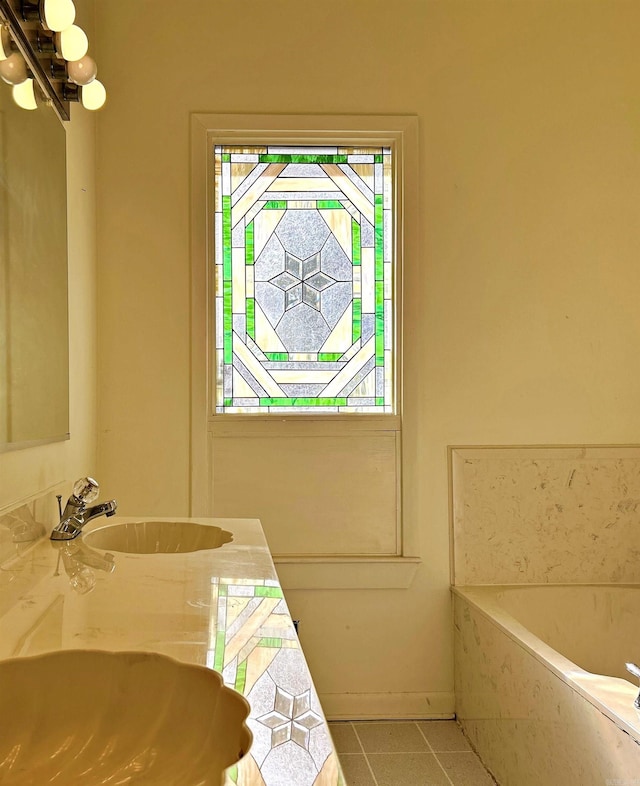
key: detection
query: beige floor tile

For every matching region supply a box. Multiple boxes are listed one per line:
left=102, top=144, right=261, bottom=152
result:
left=328, top=722, right=363, bottom=754
left=353, top=721, right=429, bottom=753
left=367, top=752, right=451, bottom=786
left=336, top=754, right=377, bottom=786
left=417, top=720, right=471, bottom=751
left=436, top=752, right=497, bottom=785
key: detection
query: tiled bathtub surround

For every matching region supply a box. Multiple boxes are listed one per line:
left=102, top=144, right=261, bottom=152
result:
left=451, top=445, right=640, bottom=585
left=453, top=589, right=640, bottom=786
left=450, top=446, right=640, bottom=782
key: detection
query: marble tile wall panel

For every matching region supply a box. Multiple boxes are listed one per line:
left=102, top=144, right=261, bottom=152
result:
left=454, top=595, right=640, bottom=786
left=451, top=446, right=640, bottom=584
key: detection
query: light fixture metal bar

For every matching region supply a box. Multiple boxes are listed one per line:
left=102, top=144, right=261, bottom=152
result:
left=0, top=0, right=70, bottom=120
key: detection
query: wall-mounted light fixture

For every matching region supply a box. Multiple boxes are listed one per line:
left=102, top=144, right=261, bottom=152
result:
left=0, top=0, right=105, bottom=121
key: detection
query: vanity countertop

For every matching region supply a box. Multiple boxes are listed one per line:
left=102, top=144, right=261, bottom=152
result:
left=0, top=514, right=345, bottom=786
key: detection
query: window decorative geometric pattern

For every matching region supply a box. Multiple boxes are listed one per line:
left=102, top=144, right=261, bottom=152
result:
left=214, top=144, right=393, bottom=413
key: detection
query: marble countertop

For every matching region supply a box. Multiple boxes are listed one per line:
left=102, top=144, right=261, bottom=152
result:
left=0, top=511, right=345, bottom=786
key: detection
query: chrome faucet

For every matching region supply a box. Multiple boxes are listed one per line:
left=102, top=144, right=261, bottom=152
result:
left=626, top=663, right=640, bottom=710
left=50, top=477, right=117, bottom=541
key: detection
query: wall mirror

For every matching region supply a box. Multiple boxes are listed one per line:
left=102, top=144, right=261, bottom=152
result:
left=0, top=84, right=69, bottom=450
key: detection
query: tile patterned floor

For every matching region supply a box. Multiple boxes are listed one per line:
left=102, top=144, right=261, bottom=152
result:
left=328, top=720, right=498, bottom=786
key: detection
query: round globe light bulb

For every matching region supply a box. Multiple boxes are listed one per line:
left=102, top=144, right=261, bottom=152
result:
left=80, top=78, right=105, bottom=110
left=12, top=78, right=37, bottom=110
left=56, top=24, right=88, bottom=61
left=0, top=52, right=27, bottom=85
left=42, top=0, right=76, bottom=32
left=67, top=54, right=96, bottom=85
left=0, top=28, right=12, bottom=61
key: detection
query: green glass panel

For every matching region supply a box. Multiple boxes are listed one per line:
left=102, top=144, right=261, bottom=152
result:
left=245, top=221, right=254, bottom=265
left=375, top=280, right=384, bottom=309
left=223, top=280, right=232, bottom=364
left=318, top=352, right=342, bottom=362
left=259, top=154, right=348, bottom=164
left=260, top=398, right=294, bottom=406
left=264, top=200, right=287, bottom=209
left=213, top=630, right=225, bottom=671
left=352, top=298, right=361, bottom=343
left=352, top=219, right=361, bottom=266
left=224, top=398, right=233, bottom=407
left=375, top=194, right=384, bottom=275
left=219, top=585, right=228, bottom=596
left=376, top=397, right=385, bottom=406
left=374, top=154, right=383, bottom=163
left=222, top=197, right=232, bottom=276
left=259, top=397, right=348, bottom=407
left=255, top=586, right=284, bottom=598
left=264, top=352, right=288, bottom=361
left=258, top=637, right=283, bottom=647
left=317, top=200, right=343, bottom=209
left=375, top=284, right=385, bottom=365
left=246, top=298, right=255, bottom=339
left=227, top=765, right=239, bottom=784
left=222, top=153, right=231, bottom=163
left=234, top=660, right=247, bottom=693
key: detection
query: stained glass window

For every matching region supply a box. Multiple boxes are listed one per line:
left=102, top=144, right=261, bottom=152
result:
left=214, top=144, right=394, bottom=414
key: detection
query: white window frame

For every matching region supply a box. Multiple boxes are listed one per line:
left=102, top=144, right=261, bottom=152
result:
left=190, top=114, right=420, bottom=583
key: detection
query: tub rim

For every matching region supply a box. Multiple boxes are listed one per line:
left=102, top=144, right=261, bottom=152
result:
left=452, top=583, right=640, bottom=743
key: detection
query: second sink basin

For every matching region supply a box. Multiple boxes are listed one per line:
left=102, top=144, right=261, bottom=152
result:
left=84, top=520, right=233, bottom=554
left=0, top=649, right=251, bottom=785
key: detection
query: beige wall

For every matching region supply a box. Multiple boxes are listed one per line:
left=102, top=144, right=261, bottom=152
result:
left=95, top=0, right=640, bottom=714
left=0, top=1, right=97, bottom=514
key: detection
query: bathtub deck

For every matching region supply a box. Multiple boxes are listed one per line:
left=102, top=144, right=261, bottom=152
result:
left=453, top=586, right=640, bottom=786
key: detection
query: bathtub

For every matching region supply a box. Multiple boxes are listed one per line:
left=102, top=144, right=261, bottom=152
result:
left=453, top=584, right=640, bottom=786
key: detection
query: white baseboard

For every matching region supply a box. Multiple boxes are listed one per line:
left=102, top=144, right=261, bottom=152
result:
left=319, top=691, right=455, bottom=721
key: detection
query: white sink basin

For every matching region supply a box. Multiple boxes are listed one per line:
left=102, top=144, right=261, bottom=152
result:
left=0, top=649, right=251, bottom=785
left=83, top=520, right=233, bottom=554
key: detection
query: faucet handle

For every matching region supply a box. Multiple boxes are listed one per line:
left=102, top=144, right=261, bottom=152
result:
left=625, top=663, right=640, bottom=710
left=72, top=477, right=100, bottom=504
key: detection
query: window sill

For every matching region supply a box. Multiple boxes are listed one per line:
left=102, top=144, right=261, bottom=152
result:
left=272, top=555, right=421, bottom=590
